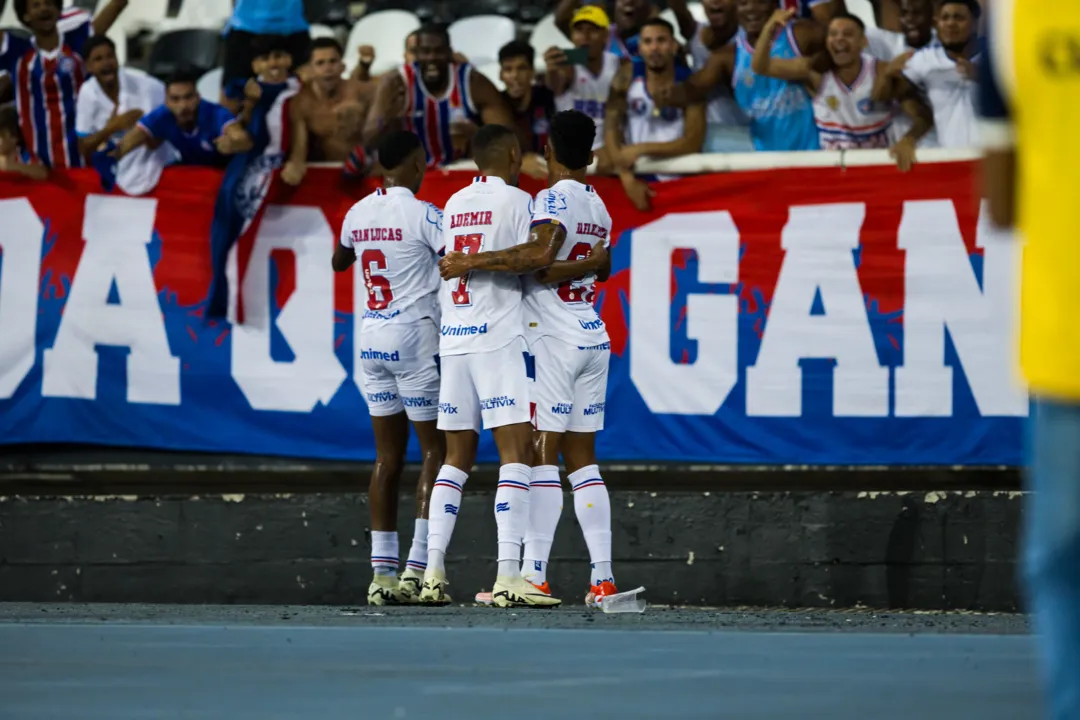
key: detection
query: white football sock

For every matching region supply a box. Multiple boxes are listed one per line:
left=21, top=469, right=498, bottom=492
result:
left=370, top=530, right=399, bottom=577
left=495, top=462, right=531, bottom=577
left=570, top=464, right=614, bottom=586
left=405, top=518, right=428, bottom=574
left=522, top=465, right=563, bottom=585
left=426, top=465, right=468, bottom=574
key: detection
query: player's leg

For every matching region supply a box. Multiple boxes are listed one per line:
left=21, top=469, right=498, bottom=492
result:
left=395, top=319, right=445, bottom=603
left=358, top=347, right=410, bottom=606
left=521, top=336, right=574, bottom=592
left=563, top=344, right=615, bottom=607
left=421, top=352, right=481, bottom=604
left=481, top=338, right=560, bottom=607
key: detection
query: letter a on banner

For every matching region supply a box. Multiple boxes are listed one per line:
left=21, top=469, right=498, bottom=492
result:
left=0, top=199, right=43, bottom=399
left=42, top=196, right=180, bottom=404
left=747, top=203, right=888, bottom=417
left=231, top=206, right=346, bottom=412
left=630, top=211, right=739, bottom=414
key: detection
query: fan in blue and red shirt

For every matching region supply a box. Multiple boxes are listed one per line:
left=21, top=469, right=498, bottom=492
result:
left=0, top=0, right=129, bottom=169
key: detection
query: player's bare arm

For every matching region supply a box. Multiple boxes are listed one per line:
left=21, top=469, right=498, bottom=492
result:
left=752, top=9, right=821, bottom=91
left=554, top=0, right=583, bottom=39
left=621, top=101, right=707, bottom=164
left=533, top=239, right=609, bottom=285
left=331, top=243, right=356, bottom=272
left=111, top=124, right=150, bottom=160
left=810, top=0, right=844, bottom=25
left=792, top=17, right=827, bottom=56
left=362, top=72, right=407, bottom=148
left=889, top=86, right=934, bottom=173
left=543, top=47, right=575, bottom=97
left=91, top=0, right=129, bottom=36
left=281, top=88, right=311, bottom=185
left=214, top=122, right=254, bottom=155
left=666, top=0, right=703, bottom=43
left=871, top=49, right=915, bottom=102
left=79, top=109, right=142, bottom=160
left=470, top=71, right=515, bottom=128
left=658, top=47, right=733, bottom=108
left=439, top=221, right=567, bottom=279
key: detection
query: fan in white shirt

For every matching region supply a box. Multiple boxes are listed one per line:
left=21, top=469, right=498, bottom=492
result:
left=332, top=130, right=446, bottom=609
left=865, top=0, right=935, bottom=62
left=871, top=0, right=981, bottom=149
left=75, top=35, right=175, bottom=194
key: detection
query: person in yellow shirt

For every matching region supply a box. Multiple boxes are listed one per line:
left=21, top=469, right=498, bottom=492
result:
left=980, top=3, right=1080, bottom=718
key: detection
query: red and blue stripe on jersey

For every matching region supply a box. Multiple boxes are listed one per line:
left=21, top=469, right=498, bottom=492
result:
left=400, top=61, right=480, bottom=168
left=1, top=10, right=91, bottom=168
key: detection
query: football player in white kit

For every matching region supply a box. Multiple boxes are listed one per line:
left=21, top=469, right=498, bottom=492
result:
left=332, top=131, right=446, bottom=606
left=445, top=110, right=619, bottom=608
left=423, top=124, right=566, bottom=608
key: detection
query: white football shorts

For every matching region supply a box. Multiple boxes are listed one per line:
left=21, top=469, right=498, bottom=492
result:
left=530, top=335, right=609, bottom=433
left=437, top=336, right=532, bottom=431
left=357, top=318, right=441, bottom=421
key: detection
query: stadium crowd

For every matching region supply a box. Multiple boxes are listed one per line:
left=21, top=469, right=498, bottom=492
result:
left=0, top=0, right=983, bottom=207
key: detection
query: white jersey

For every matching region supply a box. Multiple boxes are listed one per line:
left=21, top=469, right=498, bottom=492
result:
left=339, top=186, right=443, bottom=325
left=439, top=175, right=533, bottom=357
left=813, top=54, right=892, bottom=150
left=690, top=23, right=748, bottom=127
left=625, top=62, right=689, bottom=147
left=523, top=179, right=611, bottom=347
left=554, top=52, right=621, bottom=150
left=902, top=43, right=978, bottom=149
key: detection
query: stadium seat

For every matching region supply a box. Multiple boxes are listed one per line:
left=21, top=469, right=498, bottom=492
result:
left=148, top=28, right=221, bottom=80
left=99, top=0, right=168, bottom=34
left=846, top=0, right=878, bottom=29
left=344, top=9, right=419, bottom=78
left=528, top=13, right=565, bottom=71
left=0, top=0, right=22, bottom=28
left=449, top=15, right=515, bottom=68
left=0, top=26, right=30, bottom=41
left=309, top=23, right=337, bottom=40
left=197, top=66, right=223, bottom=100
left=449, top=0, right=519, bottom=20
left=158, top=0, right=232, bottom=33
left=366, top=0, right=440, bottom=23
left=63, top=0, right=97, bottom=11
left=519, top=2, right=548, bottom=25
left=304, top=0, right=349, bottom=26
left=688, top=2, right=707, bottom=23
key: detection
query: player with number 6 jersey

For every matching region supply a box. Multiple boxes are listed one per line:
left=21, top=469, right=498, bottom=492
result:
left=333, top=131, right=446, bottom=607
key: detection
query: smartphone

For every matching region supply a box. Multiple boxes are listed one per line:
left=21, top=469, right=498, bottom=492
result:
left=562, top=47, right=590, bottom=66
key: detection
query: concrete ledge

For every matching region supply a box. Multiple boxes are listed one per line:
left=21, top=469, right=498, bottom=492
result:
left=0, top=490, right=1023, bottom=611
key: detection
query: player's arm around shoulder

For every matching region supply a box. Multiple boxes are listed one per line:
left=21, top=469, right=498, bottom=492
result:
left=332, top=202, right=362, bottom=272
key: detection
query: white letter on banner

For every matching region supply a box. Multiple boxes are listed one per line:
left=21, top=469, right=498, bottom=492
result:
left=747, top=203, right=888, bottom=417
left=42, top=196, right=180, bottom=404
left=0, top=199, right=43, bottom=399
left=895, top=200, right=1027, bottom=416
left=231, top=206, right=346, bottom=411
left=630, top=211, right=739, bottom=414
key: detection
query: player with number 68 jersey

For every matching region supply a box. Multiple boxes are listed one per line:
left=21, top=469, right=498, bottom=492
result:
left=333, top=131, right=446, bottom=608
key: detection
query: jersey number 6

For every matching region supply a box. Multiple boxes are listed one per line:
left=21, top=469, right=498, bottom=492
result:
left=452, top=233, right=484, bottom=306
left=361, top=249, right=393, bottom=310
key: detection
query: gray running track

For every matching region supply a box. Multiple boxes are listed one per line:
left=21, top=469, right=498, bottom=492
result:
left=0, top=605, right=1042, bottom=720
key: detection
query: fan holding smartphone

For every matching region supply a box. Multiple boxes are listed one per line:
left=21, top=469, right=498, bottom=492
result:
left=543, top=6, right=628, bottom=176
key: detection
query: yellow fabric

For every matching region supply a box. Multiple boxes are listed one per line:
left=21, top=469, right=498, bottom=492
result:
left=1011, top=6, right=1080, bottom=399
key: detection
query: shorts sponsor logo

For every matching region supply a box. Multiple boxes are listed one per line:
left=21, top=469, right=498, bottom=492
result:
left=441, top=322, right=488, bottom=337
left=534, top=560, right=542, bottom=571
left=360, top=349, right=400, bottom=361
left=439, top=403, right=459, bottom=415
left=578, top=318, right=605, bottom=331
left=480, top=395, right=516, bottom=410
left=402, top=396, right=435, bottom=408
left=363, top=309, right=401, bottom=320
left=368, top=391, right=399, bottom=403
left=496, top=502, right=510, bottom=512
left=443, top=504, right=459, bottom=515
left=583, top=402, right=605, bottom=416
left=551, top=402, right=573, bottom=415
left=578, top=342, right=611, bottom=351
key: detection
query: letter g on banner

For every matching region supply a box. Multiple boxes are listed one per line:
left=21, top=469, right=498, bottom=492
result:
left=630, top=212, right=739, bottom=414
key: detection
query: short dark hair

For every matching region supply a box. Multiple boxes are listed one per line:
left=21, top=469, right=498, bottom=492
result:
left=939, top=0, right=981, bottom=19
left=498, top=40, right=535, bottom=67
left=472, top=123, right=518, bottom=167
left=165, top=69, right=201, bottom=92
left=0, top=105, right=21, bottom=138
left=828, top=12, right=866, bottom=32
left=311, top=36, right=344, bottom=57
left=415, top=23, right=451, bottom=47
left=81, top=35, right=117, bottom=61
left=549, top=110, right=595, bottom=170
left=14, top=0, right=60, bottom=26
left=378, top=131, right=424, bottom=170
left=251, top=34, right=292, bottom=60
left=639, top=17, right=675, bottom=37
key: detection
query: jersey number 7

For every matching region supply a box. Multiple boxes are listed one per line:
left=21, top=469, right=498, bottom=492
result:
left=452, top=233, right=484, bottom=306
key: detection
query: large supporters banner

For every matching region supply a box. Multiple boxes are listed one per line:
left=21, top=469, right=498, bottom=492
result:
left=0, top=163, right=1025, bottom=465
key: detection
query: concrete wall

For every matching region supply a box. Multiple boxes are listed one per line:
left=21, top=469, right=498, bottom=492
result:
left=0, top=489, right=1023, bottom=610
